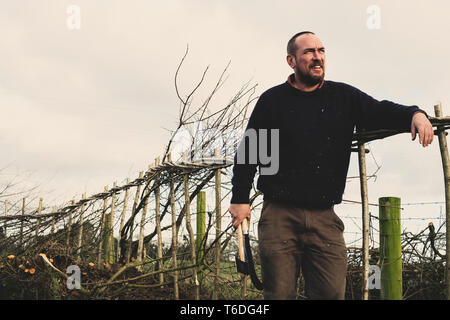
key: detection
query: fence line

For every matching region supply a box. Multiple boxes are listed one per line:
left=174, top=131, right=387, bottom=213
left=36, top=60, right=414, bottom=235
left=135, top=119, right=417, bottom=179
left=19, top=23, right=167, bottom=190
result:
left=1, top=113, right=449, bottom=300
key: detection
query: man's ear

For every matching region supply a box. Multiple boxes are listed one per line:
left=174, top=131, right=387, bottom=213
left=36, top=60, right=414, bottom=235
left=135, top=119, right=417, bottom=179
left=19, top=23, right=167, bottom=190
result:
left=286, top=55, right=295, bottom=68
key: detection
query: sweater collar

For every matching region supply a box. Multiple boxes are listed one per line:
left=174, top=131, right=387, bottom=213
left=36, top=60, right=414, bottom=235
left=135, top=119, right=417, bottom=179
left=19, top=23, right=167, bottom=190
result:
left=287, top=73, right=324, bottom=92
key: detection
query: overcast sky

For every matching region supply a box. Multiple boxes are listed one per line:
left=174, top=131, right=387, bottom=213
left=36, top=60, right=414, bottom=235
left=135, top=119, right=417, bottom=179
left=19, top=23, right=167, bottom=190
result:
left=1, top=0, right=449, bottom=243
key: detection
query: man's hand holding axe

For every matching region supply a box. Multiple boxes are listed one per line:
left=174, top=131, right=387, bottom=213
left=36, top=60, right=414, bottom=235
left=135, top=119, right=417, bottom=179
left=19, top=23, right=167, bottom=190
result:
left=229, top=203, right=251, bottom=229
left=229, top=203, right=263, bottom=290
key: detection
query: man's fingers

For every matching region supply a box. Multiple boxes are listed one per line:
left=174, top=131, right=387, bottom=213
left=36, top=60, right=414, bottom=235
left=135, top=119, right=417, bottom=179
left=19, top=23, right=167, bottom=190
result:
left=420, top=124, right=434, bottom=147
left=411, top=123, right=416, bottom=141
left=233, top=216, right=244, bottom=228
left=232, top=214, right=250, bottom=228
left=428, top=126, right=434, bottom=145
left=229, top=203, right=251, bottom=228
left=419, top=126, right=425, bottom=146
left=424, top=127, right=430, bottom=147
left=412, top=112, right=434, bottom=147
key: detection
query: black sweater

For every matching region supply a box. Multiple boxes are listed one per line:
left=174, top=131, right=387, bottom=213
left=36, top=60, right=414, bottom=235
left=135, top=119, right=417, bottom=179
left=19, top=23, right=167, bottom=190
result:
left=230, top=79, right=425, bottom=208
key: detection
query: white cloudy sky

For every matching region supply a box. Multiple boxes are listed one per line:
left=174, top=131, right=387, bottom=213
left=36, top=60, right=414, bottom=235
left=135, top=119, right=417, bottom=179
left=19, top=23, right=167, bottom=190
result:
left=1, top=0, right=449, bottom=242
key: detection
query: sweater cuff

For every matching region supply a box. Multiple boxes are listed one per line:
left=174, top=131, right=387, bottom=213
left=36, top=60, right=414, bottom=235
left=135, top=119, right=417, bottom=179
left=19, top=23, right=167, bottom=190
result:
left=230, top=188, right=251, bottom=204
left=412, top=109, right=429, bottom=119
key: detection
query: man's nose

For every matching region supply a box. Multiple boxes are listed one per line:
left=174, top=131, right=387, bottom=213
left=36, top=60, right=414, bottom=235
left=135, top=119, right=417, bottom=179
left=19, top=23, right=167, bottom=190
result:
left=312, top=49, right=321, bottom=59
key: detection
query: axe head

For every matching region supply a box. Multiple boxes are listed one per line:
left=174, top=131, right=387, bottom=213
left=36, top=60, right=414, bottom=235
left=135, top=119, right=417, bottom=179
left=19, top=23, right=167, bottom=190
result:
left=235, top=252, right=249, bottom=275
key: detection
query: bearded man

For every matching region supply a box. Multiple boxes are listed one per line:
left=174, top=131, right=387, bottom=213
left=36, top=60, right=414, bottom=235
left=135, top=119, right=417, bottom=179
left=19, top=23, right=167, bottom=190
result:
left=228, top=31, right=433, bottom=300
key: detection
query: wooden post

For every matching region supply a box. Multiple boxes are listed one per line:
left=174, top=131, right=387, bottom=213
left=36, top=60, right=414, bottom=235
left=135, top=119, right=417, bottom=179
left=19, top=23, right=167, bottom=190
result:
left=103, top=213, right=111, bottom=263
left=184, top=173, right=199, bottom=299
left=168, top=153, right=179, bottom=299
left=117, top=179, right=129, bottom=262
left=213, top=148, right=222, bottom=300
left=97, top=185, right=109, bottom=266
left=4, top=200, right=7, bottom=237
left=379, top=197, right=402, bottom=300
left=35, top=198, right=43, bottom=242
left=77, top=193, right=86, bottom=261
left=20, top=198, right=25, bottom=248
left=137, top=170, right=151, bottom=266
left=196, top=191, right=206, bottom=264
left=154, top=158, right=164, bottom=286
left=127, top=172, right=143, bottom=263
left=51, top=206, right=56, bottom=235
left=66, top=200, right=74, bottom=250
left=109, top=182, right=117, bottom=264
left=358, top=144, right=370, bottom=300
left=434, top=102, right=450, bottom=300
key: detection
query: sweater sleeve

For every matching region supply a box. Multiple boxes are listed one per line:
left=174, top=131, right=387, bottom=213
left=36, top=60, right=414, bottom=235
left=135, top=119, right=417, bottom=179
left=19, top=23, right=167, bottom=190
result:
left=350, top=86, right=428, bottom=132
left=230, top=93, right=268, bottom=204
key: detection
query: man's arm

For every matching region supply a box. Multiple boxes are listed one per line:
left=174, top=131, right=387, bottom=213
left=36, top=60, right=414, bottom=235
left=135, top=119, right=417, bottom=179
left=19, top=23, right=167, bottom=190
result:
left=229, top=94, right=268, bottom=227
left=351, top=86, right=433, bottom=147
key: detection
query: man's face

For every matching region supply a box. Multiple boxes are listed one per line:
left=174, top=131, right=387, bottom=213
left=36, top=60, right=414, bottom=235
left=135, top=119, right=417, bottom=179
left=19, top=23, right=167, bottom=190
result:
left=288, top=34, right=326, bottom=87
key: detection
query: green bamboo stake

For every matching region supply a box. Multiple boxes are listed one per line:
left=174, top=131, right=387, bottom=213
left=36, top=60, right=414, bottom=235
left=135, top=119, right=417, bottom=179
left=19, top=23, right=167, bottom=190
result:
left=379, top=197, right=402, bottom=300
left=196, top=191, right=206, bottom=263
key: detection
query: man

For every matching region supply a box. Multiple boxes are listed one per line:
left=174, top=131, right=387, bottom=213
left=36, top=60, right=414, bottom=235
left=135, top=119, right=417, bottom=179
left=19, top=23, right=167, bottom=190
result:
left=228, top=31, right=433, bottom=300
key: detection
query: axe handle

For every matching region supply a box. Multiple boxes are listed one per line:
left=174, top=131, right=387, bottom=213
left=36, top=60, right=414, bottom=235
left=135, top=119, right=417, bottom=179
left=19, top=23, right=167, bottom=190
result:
left=237, top=224, right=245, bottom=261
left=241, top=217, right=249, bottom=234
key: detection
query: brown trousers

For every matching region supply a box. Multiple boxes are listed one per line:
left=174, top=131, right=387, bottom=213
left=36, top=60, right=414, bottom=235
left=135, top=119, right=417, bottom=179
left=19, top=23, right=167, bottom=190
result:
left=258, top=201, right=347, bottom=300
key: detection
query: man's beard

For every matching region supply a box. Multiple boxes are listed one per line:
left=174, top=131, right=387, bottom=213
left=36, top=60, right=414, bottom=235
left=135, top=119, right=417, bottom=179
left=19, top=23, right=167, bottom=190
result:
left=295, top=65, right=324, bottom=87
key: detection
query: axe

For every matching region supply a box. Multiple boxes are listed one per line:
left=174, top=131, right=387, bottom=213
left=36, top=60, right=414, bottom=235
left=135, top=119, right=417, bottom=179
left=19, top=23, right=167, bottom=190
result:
left=235, top=217, right=263, bottom=290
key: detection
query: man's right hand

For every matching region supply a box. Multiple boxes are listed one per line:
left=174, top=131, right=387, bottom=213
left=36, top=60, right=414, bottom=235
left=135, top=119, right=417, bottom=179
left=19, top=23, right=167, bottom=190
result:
left=229, top=203, right=251, bottom=228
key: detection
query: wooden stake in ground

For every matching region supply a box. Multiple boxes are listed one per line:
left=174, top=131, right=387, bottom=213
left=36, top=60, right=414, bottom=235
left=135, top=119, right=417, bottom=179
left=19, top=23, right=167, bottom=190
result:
left=109, top=181, right=117, bottom=264
left=97, top=185, right=109, bottom=266
left=66, top=200, right=75, bottom=251
left=127, top=172, right=143, bottom=263
left=434, top=102, right=450, bottom=300
left=35, top=198, right=43, bottom=242
left=213, top=148, right=222, bottom=300
left=3, top=200, right=7, bottom=237
left=51, top=206, right=56, bottom=235
left=137, top=170, right=151, bottom=266
left=379, top=197, right=402, bottom=300
left=358, top=144, right=370, bottom=300
left=154, top=157, right=164, bottom=286
left=184, top=173, right=199, bottom=300
left=117, top=179, right=129, bottom=262
left=77, top=193, right=86, bottom=262
left=20, top=198, right=25, bottom=248
left=168, top=153, right=179, bottom=299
